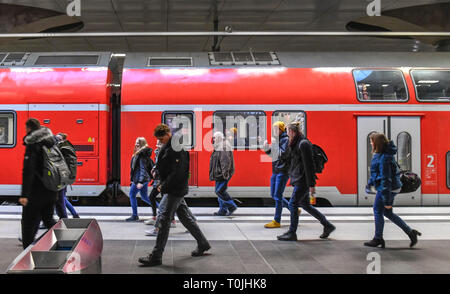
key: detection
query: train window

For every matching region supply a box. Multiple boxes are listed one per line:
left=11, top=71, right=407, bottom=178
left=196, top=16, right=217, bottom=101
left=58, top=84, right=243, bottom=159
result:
left=397, top=132, right=412, bottom=172
left=353, top=70, right=408, bottom=102
left=447, top=152, right=450, bottom=189
left=213, top=111, right=266, bottom=150
left=367, top=131, right=377, bottom=181
left=411, top=70, right=450, bottom=101
left=272, top=111, right=306, bottom=136
left=0, top=112, right=15, bottom=148
left=162, top=112, right=194, bottom=149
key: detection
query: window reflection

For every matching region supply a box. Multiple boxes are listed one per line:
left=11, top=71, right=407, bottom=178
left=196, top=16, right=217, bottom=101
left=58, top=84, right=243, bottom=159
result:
left=354, top=70, right=408, bottom=101
left=397, top=132, right=412, bottom=171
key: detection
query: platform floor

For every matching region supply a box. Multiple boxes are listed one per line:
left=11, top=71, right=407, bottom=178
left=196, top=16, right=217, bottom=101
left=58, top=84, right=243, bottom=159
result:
left=1, top=206, right=450, bottom=274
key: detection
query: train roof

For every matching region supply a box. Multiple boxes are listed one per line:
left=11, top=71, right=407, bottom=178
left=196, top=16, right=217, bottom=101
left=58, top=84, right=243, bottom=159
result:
left=124, top=52, right=450, bottom=69
left=0, top=52, right=112, bottom=68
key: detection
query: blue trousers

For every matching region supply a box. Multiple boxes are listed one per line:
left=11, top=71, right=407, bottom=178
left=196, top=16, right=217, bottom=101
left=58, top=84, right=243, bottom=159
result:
left=288, top=184, right=331, bottom=233
left=55, top=188, right=79, bottom=218
left=270, top=173, right=290, bottom=223
left=373, top=190, right=411, bottom=239
left=128, top=182, right=151, bottom=216
left=215, top=180, right=237, bottom=213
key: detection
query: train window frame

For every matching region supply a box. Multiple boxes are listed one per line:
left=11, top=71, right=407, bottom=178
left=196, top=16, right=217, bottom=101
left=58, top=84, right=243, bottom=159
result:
left=353, top=69, right=409, bottom=103
left=161, top=111, right=195, bottom=149
left=272, top=110, right=307, bottom=137
left=447, top=152, right=450, bottom=189
left=0, top=111, right=16, bottom=148
left=410, top=69, right=450, bottom=102
left=213, top=110, right=267, bottom=150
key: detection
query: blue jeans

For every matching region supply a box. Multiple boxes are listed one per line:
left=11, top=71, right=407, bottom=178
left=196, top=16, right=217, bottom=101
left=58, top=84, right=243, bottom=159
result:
left=215, top=180, right=237, bottom=213
left=288, top=184, right=331, bottom=233
left=373, top=190, right=411, bottom=239
left=128, top=182, right=151, bottom=216
left=270, top=173, right=290, bottom=223
left=55, top=188, right=79, bottom=218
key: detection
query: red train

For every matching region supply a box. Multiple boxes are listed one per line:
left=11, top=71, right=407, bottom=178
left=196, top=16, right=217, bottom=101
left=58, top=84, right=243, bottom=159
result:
left=1, top=51, right=449, bottom=206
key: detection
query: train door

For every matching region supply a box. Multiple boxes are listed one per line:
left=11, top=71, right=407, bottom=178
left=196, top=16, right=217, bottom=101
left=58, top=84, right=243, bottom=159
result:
left=28, top=104, right=100, bottom=184
left=357, top=116, right=421, bottom=206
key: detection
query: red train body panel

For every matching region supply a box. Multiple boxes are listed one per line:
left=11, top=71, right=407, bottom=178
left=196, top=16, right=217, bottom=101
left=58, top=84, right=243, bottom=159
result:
left=0, top=52, right=113, bottom=197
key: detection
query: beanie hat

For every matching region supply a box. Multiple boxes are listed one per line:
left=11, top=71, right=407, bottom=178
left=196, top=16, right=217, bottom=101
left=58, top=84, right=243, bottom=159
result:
left=273, top=121, right=286, bottom=133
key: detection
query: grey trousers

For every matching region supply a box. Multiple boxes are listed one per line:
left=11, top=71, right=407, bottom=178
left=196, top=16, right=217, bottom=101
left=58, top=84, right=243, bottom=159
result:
left=151, top=194, right=209, bottom=258
left=154, top=194, right=196, bottom=228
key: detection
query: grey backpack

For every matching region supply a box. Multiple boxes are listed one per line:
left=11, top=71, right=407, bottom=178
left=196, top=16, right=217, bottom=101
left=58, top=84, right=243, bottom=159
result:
left=57, top=140, right=77, bottom=184
left=41, top=145, right=72, bottom=191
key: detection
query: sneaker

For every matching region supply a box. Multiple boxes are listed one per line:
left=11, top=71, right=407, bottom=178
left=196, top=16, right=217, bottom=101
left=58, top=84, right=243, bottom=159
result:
left=138, top=254, right=162, bottom=267
left=73, top=214, right=80, bottom=219
left=320, top=224, right=336, bottom=239
left=226, top=206, right=237, bottom=216
left=125, top=215, right=139, bottom=222
left=171, top=220, right=177, bottom=228
left=264, top=220, right=281, bottom=229
left=144, top=217, right=157, bottom=225
left=145, top=228, right=159, bottom=236
left=277, top=231, right=297, bottom=241
left=213, top=211, right=227, bottom=216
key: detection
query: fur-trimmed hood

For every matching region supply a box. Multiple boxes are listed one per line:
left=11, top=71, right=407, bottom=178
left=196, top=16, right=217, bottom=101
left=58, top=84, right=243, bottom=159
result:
left=23, top=127, right=55, bottom=148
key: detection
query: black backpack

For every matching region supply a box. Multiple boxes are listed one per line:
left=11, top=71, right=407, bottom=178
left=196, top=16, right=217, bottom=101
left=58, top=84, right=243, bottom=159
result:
left=40, top=144, right=72, bottom=191
left=394, top=161, right=421, bottom=194
left=57, top=140, right=77, bottom=184
left=311, top=143, right=328, bottom=174
left=145, top=157, right=155, bottom=179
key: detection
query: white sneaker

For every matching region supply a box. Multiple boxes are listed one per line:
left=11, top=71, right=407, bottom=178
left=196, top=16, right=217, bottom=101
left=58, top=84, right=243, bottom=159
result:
left=144, top=218, right=157, bottom=225
left=171, top=221, right=176, bottom=228
left=145, top=228, right=158, bottom=236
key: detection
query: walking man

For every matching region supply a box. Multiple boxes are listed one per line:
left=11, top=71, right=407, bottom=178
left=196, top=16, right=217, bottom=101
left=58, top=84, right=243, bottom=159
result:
left=138, top=124, right=210, bottom=266
left=277, top=122, right=335, bottom=241
left=19, top=118, right=58, bottom=249
left=210, top=131, right=238, bottom=216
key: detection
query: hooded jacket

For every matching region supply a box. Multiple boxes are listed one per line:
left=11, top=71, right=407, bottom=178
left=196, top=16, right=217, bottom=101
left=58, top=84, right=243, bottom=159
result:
left=130, top=146, right=152, bottom=184
left=209, top=140, right=235, bottom=181
left=21, top=127, right=57, bottom=199
left=264, top=131, right=289, bottom=174
left=156, top=136, right=190, bottom=197
left=367, top=140, right=403, bottom=200
left=285, top=133, right=317, bottom=187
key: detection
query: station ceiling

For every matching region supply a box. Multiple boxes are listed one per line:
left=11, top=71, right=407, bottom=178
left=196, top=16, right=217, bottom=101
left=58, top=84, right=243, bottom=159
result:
left=0, top=0, right=449, bottom=52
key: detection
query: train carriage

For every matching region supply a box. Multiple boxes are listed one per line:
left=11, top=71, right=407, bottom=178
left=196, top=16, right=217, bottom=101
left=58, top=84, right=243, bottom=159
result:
left=0, top=52, right=115, bottom=198
left=120, top=52, right=450, bottom=206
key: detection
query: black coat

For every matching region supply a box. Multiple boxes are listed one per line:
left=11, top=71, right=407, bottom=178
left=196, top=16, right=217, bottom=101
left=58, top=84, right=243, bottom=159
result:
left=156, top=137, right=190, bottom=197
left=286, top=133, right=317, bottom=187
left=21, top=127, right=58, bottom=200
left=265, top=131, right=289, bottom=174
left=130, top=147, right=152, bottom=184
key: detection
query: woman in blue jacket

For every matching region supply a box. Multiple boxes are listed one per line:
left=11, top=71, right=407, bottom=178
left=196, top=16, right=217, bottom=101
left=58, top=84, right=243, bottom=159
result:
left=126, top=137, right=153, bottom=222
left=365, top=133, right=421, bottom=248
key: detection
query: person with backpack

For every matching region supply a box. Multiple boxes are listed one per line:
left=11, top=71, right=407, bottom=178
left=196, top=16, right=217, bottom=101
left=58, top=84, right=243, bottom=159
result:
left=277, top=122, right=335, bottom=241
left=126, top=137, right=153, bottom=222
left=19, top=118, right=58, bottom=249
left=263, top=121, right=291, bottom=228
left=138, top=124, right=210, bottom=267
left=54, top=133, right=80, bottom=219
left=364, top=133, right=421, bottom=248
left=209, top=131, right=238, bottom=216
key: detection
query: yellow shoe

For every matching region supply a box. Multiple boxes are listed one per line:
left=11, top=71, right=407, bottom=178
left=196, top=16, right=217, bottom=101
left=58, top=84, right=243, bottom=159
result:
left=298, top=208, right=302, bottom=215
left=264, top=220, right=281, bottom=228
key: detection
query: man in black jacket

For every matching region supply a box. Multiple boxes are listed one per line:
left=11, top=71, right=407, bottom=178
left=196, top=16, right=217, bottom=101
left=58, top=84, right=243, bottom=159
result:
left=277, top=122, right=335, bottom=241
left=19, top=118, right=58, bottom=249
left=138, top=124, right=210, bottom=267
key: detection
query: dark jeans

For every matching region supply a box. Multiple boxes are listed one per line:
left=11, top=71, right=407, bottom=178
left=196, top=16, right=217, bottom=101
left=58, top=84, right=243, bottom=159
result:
left=270, top=173, right=290, bottom=223
left=149, top=185, right=160, bottom=217
left=55, top=188, right=79, bottom=218
left=214, top=180, right=237, bottom=213
left=151, top=195, right=209, bottom=258
left=373, top=190, right=411, bottom=239
left=21, top=197, right=57, bottom=249
left=288, top=184, right=331, bottom=233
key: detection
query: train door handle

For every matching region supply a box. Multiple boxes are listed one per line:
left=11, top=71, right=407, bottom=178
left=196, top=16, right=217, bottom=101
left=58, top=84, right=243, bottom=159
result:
left=43, top=119, right=50, bottom=124
left=76, top=119, right=83, bottom=124
left=77, top=162, right=83, bottom=166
